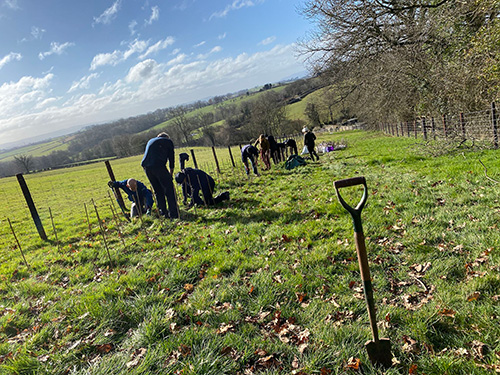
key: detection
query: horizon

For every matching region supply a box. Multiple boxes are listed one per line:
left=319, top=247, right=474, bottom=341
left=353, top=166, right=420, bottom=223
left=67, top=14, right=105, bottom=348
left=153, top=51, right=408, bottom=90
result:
left=0, top=0, right=312, bottom=147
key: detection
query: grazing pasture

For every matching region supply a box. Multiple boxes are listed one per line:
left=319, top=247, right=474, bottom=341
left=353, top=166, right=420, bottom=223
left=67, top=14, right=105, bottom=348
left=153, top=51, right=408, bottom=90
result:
left=0, top=131, right=499, bottom=374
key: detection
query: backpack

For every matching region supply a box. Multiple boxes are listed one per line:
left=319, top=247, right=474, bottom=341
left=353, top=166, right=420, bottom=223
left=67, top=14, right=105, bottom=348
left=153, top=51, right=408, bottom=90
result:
left=285, top=155, right=306, bottom=170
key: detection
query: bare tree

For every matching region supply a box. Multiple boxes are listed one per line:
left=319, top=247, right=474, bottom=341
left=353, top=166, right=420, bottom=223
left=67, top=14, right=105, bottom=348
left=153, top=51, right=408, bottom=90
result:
left=171, top=106, right=194, bottom=144
left=13, top=154, right=34, bottom=174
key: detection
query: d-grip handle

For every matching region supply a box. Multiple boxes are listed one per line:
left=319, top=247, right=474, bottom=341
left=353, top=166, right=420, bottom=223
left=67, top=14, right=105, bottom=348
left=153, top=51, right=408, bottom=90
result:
left=334, top=176, right=368, bottom=233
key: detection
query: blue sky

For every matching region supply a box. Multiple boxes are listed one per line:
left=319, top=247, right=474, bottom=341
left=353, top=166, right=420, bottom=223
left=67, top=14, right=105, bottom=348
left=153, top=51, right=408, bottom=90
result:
left=0, top=0, right=312, bottom=148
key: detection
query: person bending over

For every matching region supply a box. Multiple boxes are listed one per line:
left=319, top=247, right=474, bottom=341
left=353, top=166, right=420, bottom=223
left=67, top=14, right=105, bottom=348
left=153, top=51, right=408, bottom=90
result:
left=241, top=144, right=259, bottom=176
left=108, top=178, right=154, bottom=218
left=175, top=168, right=230, bottom=207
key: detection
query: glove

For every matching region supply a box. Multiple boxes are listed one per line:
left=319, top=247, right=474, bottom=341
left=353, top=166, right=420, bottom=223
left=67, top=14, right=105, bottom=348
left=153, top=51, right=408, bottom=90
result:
left=108, top=181, right=115, bottom=188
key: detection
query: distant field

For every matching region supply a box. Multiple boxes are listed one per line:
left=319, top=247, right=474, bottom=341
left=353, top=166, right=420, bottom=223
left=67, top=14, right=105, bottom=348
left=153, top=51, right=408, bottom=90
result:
left=0, top=137, right=70, bottom=162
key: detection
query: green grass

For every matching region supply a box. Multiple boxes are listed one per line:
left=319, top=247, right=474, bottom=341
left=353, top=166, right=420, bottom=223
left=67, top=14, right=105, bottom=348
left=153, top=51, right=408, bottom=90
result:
left=0, top=130, right=499, bottom=374
left=0, top=137, right=70, bottom=162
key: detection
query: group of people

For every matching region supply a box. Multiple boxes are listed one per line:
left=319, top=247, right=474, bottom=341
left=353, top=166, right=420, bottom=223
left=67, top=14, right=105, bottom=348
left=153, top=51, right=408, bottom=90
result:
left=241, top=127, right=318, bottom=176
left=108, top=127, right=319, bottom=219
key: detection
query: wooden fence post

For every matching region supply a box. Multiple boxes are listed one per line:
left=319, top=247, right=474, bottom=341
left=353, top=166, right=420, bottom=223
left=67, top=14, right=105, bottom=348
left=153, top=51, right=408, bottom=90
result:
left=442, top=114, right=448, bottom=138
left=228, top=146, right=236, bottom=167
left=492, top=102, right=498, bottom=149
left=211, top=147, right=221, bottom=174
left=460, top=112, right=466, bottom=140
left=190, top=149, right=199, bottom=169
left=16, top=173, right=47, bottom=241
left=104, top=160, right=130, bottom=222
left=431, top=117, right=436, bottom=140
left=422, top=117, right=427, bottom=141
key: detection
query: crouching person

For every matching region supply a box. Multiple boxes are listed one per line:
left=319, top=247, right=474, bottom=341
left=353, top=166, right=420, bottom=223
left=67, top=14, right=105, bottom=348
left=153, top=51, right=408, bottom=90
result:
left=175, top=168, right=230, bottom=207
left=108, top=178, right=154, bottom=218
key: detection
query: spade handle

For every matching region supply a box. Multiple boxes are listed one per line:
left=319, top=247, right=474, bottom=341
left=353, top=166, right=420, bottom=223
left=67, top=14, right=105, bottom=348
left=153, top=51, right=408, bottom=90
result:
left=334, top=176, right=379, bottom=342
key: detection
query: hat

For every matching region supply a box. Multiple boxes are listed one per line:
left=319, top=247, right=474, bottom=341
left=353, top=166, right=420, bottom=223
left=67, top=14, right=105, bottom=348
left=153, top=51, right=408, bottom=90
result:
left=175, top=172, right=186, bottom=184
left=157, top=132, right=169, bottom=138
left=302, top=127, right=309, bottom=133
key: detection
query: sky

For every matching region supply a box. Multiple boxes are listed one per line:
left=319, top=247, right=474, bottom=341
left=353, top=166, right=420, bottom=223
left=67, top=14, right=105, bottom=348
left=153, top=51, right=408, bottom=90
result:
left=0, top=0, right=313, bottom=149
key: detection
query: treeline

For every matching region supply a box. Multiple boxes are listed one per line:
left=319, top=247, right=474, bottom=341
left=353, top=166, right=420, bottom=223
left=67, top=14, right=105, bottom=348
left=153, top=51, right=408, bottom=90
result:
left=299, top=0, right=500, bottom=126
left=1, top=78, right=322, bottom=177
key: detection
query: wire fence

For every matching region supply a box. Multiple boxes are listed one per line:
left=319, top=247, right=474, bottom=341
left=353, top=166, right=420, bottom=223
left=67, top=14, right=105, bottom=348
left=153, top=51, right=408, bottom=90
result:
left=376, top=102, right=499, bottom=149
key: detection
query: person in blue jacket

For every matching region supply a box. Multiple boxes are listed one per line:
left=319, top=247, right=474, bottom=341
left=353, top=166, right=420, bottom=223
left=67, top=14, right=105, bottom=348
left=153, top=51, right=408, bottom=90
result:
left=241, top=144, right=259, bottom=176
left=175, top=168, right=229, bottom=207
left=108, top=178, right=154, bottom=218
left=141, top=132, right=179, bottom=219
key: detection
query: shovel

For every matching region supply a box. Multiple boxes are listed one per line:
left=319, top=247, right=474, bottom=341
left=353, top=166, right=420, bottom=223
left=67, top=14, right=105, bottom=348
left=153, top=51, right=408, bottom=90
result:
left=334, top=176, right=392, bottom=368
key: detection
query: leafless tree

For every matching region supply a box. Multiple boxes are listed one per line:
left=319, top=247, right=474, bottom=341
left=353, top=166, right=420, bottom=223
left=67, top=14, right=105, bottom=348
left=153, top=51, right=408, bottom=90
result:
left=13, top=154, right=34, bottom=174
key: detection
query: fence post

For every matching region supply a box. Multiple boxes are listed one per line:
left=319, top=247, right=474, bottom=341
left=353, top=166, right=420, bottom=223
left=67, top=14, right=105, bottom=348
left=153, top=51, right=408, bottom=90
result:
left=431, top=117, right=436, bottom=140
left=396, top=123, right=399, bottom=137
left=190, top=149, right=199, bottom=169
left=228, top=146, right=236, bottom=167
left=442, top=114, right=448, bottom=138
left=211, top=147, right=221, bottom=174
left=422, top=117, right=427, bottom=140
left=460, top=112, right=466, bottom=140
left=414, top=120, right=417, bottom=139
left=104, top=160, right=130, bottom=222
left=16, top=173, right=47, bottom=241
left=406, top=121, right=410, bottom=137
left=492, top=102, right=498, bottom=149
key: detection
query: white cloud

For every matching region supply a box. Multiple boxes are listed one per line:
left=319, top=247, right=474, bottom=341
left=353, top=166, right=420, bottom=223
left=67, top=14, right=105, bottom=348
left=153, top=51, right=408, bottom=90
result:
left=218, top=32, right=227, bottom=40
left=193, top=41, right=206, bottom=48
left=0, top=43, right=305, bottom=146
left=123, top=39, right=149, bottom=59
left=90, top=38, right=152, bottom=70
left=90, top=50, right=122, bottom=70
left=171, top=48, right=181, bottom=55
left=93, top=0, right=121, bottom=26
left=197, top=46, right=222, bottom=60
left=31, top=26, right=45, bottom=40
left=259, top=36, right=276, bottom=46
left=139, top=37, right=175, bottom=59
left=0, top=52, right=22, bottom=69
left=129, top=20, right=138, bottom=35
left=38, top=42, right=75, bottom=60
left=167, top=53, right=187, bottom=66
left=145, top=5, right=159, bottom=25
left=126, top=59, right=160, bottom=82
left=209, top=0, right=261, bottom=20
left=3, top=0, right=20, bottom=10
left=68, top=73, right=100, bottom=93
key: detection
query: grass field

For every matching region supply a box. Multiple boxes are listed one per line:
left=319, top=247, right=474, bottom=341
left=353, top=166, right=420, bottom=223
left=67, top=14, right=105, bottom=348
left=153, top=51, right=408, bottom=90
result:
left=0, top=138, right=70, bottom=162
left=0, top=130, right=499, bottom=374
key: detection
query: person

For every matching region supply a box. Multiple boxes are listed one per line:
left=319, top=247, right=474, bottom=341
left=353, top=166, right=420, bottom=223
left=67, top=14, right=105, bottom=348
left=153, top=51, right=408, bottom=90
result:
left=285, top=138, right=298, bottom=156
left=141, top=132, right=179, bottom=219
left=108, top=178, right=154, bottom=218
left=275, top=142, right=286, bottom=162
left=175, top=168, right=230, bottom=206
left=179, top=152, right=190, bottom=170
left=267, top=135, right=279, bottom=164
left=241, top=144, right=260, bottom=176
left=254, top=134, right=271, bottom=170
left=302, top=127, right=319, bottom=161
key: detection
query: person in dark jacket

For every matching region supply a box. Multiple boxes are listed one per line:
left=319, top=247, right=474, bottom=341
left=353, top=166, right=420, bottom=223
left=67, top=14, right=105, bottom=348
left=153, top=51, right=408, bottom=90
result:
left=108, top=178, right=154, bottom=218
left=241, top=144, right=259, bottom=176
left=141, top=132, right=179, bottom=219
left=285, top=138, right=298, bottom=156
left=267, top=135, right=279, bottom=164
left=175, top=168, right=230, bottom=206
left=179, top=152, right=190, bottom=170
left=302, top=127, right=319, bottom=161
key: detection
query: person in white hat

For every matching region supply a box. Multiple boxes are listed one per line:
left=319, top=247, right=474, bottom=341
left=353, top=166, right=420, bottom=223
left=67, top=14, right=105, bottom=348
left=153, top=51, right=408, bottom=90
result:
left=302, top=127, right=319, bottom=161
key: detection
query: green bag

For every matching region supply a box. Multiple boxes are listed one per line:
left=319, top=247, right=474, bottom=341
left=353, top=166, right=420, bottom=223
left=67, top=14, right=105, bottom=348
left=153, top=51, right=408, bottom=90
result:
left=285, top=155, right=306, bottom=170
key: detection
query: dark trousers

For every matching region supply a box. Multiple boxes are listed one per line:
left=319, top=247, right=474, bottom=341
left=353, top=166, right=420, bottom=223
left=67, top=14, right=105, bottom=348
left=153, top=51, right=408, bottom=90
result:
left=144, top=166, right=179, bottom=218
left=306, top=145, right=319, bottom=161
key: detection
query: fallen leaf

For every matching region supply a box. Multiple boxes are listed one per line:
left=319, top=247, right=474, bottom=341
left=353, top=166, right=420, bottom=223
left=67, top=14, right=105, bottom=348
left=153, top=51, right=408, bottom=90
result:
left=346, top=357, right=360, bottom=370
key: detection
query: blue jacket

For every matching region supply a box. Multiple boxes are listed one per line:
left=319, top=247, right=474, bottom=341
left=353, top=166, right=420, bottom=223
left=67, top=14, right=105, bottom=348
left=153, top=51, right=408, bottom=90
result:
left=141, top=137, right=175, bottom=170
left=241, top=144, right=258, bottom=162
left=111, top=180, right=154, bottom=209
